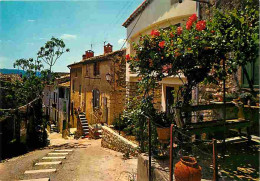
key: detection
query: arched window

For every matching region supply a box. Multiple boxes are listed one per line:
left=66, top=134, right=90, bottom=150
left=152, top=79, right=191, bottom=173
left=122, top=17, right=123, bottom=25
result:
left=92, top=89, right=100, bottom=108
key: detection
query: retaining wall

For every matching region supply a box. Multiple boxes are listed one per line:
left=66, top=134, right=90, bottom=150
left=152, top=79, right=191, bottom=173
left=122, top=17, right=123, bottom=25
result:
left=101, top=126, right=139, bottom=156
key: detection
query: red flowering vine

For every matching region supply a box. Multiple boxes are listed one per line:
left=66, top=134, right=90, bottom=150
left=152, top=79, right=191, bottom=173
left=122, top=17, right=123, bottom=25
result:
left=177, top=27, right=183, bottom=35
left=189, top=14, right=197, bottom=23
left=196, top=20, right=206, bottom=31
left=158, top=41, right=165, bottom=48
left=151, top=29, right=160, bottom=37
left=186, top=20, right=193, bottom=30
left=125, top=54, right=130, bottom=62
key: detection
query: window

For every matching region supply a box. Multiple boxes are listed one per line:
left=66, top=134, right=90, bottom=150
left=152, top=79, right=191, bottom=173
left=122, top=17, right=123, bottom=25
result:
left=72, top=80, right=75, bottom=93
left=53, top=92, right=56, bottom=103
left=242, top=59, right=259, bottom=88
left=93, top=62, right=100, bottom=76
left=59, top=88, right=65, bottom=98
left=75, top=69, right=78, bottom=77
left=71, top=102, right=74, bottom=115
left=79, top=85, right=82, bottom=95
left=65, top=89, right=69, bottom=99
left=92, top=89, right=100, bottom=108
left=63, top=101, right=67, bottom=112
left=85, top=65, right=89, bottom=76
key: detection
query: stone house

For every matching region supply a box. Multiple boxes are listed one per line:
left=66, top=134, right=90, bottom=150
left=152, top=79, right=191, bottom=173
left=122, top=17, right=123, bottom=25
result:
left=122, top=0, right=197, bottom=113
left=43, top=74, right=71, bottom=135
left=68, top=44, right=126, bottom=127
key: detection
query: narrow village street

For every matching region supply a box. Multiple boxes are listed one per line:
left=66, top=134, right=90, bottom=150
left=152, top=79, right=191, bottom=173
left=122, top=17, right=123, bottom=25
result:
left=0, top=133, right=137, bottom=181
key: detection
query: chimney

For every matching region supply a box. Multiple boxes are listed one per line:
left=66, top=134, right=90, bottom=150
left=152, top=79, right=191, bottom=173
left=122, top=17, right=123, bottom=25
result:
left=104, top=43, right=113, bottom=54
left=82, top=50, right=94, bottom=60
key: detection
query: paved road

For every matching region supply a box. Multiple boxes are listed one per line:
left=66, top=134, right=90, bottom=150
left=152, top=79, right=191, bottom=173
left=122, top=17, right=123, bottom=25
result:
left=0, top=133, right=137, bottom=181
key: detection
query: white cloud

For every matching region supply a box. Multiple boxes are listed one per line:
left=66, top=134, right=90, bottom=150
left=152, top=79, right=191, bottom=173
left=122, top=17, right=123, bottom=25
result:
left=27, top=19, right=35, bottom=22
left=118, top=38, right=125, bottom=45
left=60, top=34, right=77, bottom=40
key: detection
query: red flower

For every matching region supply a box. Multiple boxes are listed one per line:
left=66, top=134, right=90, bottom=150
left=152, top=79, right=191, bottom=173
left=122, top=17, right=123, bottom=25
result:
left=189, top=14, right=198, bottom=23
left=170, top=32, right=174, bottom=38
left=187, top=47, right=191, bottom=50
left=162, top=64, right=172, bottom=73
left=175, top=52, right=181, bottom=57
left=125, top=54, right=130, bottom=61
left=186, top=20, right=193, bottom=30
left=177, top=27, right=183, bottom=35
left=138, top=77, right=142, bottom=81
left=211, top=30, right=215, bottom=34
left=196, top=20, right=206, bottom=31
left=195, top=36, right=199, bottom=40
left=151, top=29, right=160, bottom=37
left=149, top=60, right=153, bottom=67
left=158, top=41, right=165, bottom=48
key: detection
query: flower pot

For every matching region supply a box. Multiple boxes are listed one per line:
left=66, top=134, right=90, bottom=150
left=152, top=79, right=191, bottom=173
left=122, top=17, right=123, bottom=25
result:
left=156, top=127, right=170, bottom=143
left=174, top=156, right=202, bottom=181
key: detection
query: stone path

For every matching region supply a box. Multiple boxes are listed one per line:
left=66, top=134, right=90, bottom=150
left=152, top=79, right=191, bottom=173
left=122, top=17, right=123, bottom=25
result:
left=20, top=149, right=73, bottom=181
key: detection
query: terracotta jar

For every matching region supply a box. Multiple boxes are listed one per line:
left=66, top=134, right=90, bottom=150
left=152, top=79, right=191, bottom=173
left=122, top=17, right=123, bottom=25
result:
left=174, top=156, right=202, bottom=181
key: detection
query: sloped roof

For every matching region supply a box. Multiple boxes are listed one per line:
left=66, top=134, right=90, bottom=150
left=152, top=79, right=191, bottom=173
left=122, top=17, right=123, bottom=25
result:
left=68, top=49, right=126, bottom=67
left=122, top=0, right=153, bottom=28
left=59, top=81, right=70, bottom=88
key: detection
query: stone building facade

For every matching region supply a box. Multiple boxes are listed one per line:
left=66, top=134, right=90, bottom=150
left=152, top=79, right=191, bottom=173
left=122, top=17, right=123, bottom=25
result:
left=68, top=45, right=126, bottom=126
left=42, top=74, right=71, bottom=135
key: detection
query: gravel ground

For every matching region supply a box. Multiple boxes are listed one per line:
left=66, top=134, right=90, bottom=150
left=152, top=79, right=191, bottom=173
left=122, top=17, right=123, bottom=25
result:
left=0, top=133, right=137, bottom=181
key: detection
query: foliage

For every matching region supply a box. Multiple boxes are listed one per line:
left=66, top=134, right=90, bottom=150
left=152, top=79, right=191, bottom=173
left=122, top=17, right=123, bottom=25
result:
left=213, top=0, right=259, bottom=94
left=154, top=112, right=172, bottom=128
left=37, top=37, right=70, bottom=73
left=127, top=0, right=259, bottom=106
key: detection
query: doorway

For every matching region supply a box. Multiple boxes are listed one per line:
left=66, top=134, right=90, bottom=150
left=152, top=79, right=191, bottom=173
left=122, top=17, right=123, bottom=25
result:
left=166, top=86, right=174, bottom=116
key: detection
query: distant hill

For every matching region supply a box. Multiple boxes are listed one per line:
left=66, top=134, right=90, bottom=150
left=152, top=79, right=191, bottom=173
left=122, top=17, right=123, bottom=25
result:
left=0, top=69, right=69, bottom=77
left=0, top=68, right=26, bottom=75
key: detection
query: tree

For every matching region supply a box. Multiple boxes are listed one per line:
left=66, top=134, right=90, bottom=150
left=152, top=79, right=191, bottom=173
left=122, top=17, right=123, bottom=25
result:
left=37, top=37, right=70, bottom=73
left=213, top=0, right=259, bottom=95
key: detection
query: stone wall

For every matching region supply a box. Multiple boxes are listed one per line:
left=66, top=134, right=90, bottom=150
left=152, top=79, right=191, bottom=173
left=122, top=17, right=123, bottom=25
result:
left=101, top=126, right=139, bottom=157
left=137, top=154, right=168, bottom=181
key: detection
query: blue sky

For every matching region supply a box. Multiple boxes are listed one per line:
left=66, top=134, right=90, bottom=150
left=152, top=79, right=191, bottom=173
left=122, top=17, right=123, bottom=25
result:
left=0, top=0, right=142, bottom=72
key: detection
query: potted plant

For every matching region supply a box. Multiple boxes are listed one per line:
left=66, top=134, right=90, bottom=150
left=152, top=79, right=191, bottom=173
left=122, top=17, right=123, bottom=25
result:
left=239, top=92, right=252, bottom=105
left=225, top=93, right=237, bottom=102
left=154, top=112, right=172, bottom=143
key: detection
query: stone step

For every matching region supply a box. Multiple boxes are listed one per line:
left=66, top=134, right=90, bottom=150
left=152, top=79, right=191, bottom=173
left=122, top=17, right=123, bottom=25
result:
left=35, top=161, right=62, bottom=166
left=54, top=149, right=73, bottom=152
left=48, top=152, right=68, bottom=155
left=42, top=156, right=66, bottom=160
left=19, top=178, right=50, bottom=181
left=24, top=169, right=56, bottom=174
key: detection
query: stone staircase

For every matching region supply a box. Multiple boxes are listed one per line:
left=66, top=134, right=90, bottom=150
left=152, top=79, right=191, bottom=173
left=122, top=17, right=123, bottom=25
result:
left=50, top=124, right=58, bottom=133
left=78, top=113, right=89, bottom=138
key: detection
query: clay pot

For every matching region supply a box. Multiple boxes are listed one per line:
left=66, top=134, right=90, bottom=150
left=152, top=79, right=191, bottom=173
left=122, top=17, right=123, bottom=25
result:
left=174, top=156, right=202, bottom=181
left=156, top=127, right=170, bottom=143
